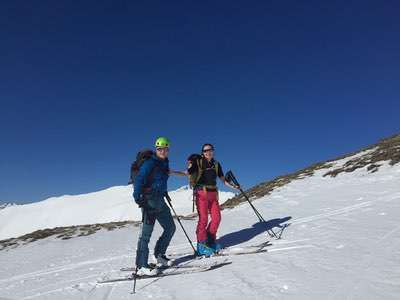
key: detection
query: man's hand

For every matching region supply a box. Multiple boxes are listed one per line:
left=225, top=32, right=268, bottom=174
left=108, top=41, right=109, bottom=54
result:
left=135, top=196, right=146, bottom=208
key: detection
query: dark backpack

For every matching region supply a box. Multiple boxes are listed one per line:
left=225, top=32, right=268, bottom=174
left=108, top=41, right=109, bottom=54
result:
left=187, top=153, right=219, bottom=188
left=129, top=149, right=154, bottom=185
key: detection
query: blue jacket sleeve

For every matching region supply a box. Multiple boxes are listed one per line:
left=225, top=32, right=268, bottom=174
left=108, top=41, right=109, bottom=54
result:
left=133, top=159, right=155, bottom=202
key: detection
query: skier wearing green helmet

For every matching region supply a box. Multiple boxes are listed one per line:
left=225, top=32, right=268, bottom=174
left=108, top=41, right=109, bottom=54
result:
left=133, top=136, right=184, bottom=276
left=155, top=136, right=170, bottom=148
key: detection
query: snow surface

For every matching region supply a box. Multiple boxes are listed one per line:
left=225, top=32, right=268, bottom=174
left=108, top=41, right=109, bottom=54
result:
left=327, top=147, right=377, bottom=169
left=0, top=186, right=234, bottom=240
left=1, top=159, right=400, bottom=299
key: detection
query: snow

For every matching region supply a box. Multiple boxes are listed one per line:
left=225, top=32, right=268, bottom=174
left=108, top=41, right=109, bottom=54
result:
left=326, top=147, right=377, bottom=169
left=1, top=157, right=400, bottom=299
left=0, top=185, right=234, bottom=240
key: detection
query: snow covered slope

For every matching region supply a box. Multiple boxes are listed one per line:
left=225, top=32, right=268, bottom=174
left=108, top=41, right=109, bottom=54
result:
left=0, top=186, right=234, bottom=240
left=1, top=136, right=399, bottom=299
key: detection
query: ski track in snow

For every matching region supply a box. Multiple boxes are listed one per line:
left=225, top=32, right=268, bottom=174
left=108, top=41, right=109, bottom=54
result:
left=2, top=243, right=314, bottom=299
left=0, top=254, right=131, bottom=285
left=0, top=243, right=316, bottom=300
left=341, top=223, right=400, bottom=300
left=0, top=237, right=311, bottom=288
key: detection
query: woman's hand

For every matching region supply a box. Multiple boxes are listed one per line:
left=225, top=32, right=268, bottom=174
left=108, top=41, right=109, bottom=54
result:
left=169, top=170, right=189, bottom=177
left=221, top=177, right=240, bottom=190
left=228, top=182, right=241, bottom=190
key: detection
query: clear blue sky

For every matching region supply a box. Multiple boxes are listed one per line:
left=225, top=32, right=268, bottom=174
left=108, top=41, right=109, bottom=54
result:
left=1, top=1, right=399, bottom=204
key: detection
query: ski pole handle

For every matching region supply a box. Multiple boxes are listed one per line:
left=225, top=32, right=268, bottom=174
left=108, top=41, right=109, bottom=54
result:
left=226, top=170, right=240, bottom=186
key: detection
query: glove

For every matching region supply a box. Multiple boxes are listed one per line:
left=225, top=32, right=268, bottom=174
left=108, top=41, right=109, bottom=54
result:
left=135, top=195, right=146, bottom=208
left=136, top=197, right=155, bottom=213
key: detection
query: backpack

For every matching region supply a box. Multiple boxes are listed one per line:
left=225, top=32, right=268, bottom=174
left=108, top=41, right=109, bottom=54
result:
left=129, top=149, right=155, bottom=185
left=187, top=154, right=219, bottom=188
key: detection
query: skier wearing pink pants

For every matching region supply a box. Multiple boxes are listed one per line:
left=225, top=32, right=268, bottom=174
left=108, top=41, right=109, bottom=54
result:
left=195, top=189, right=221, bottom=243
left=188, top=144, right=240, bottom=256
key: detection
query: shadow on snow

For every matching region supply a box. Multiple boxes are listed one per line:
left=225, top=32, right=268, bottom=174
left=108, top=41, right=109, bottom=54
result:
left=173, top=216, right=291, bottom=265
left=217, top=216, right=292, bottom=248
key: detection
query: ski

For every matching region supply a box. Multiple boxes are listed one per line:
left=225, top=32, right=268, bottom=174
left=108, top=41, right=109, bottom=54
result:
left=119, top=242, right=271, bottom=275
left=169, top=240, right=272, bottom=259
left=216, top=240, right=271, bottom=256
left=120, top=242, right=270, bottom=272
left=120, top=263, right=196, bottom=272
left=214, top=248, right=268, bottom=257
left=97, top=260, right=232, bottom=284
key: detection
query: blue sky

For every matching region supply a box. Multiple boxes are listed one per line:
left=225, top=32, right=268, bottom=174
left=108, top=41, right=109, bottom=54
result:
left=1, top=1, right=399, bottom=204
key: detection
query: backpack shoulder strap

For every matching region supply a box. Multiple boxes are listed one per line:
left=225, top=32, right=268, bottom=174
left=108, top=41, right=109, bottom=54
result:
left=198, top=158, right=203, bottom=169
left=214, top=160, right=220, bottom=177
left=194, top=158, right=204, bottom=185
left=144, top=159, right=158, bottom=188
left=146, top=159, right=170, bottom=187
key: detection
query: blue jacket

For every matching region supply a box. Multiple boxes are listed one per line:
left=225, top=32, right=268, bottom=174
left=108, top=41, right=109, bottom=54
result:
left=133, top=155, right=169, bottom=201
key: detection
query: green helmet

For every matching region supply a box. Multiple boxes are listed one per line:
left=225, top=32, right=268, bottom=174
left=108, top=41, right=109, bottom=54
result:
left=155, top=136, right=170, bottom=148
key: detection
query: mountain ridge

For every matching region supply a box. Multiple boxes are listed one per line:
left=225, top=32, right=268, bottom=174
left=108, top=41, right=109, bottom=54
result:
left=223, top=134, right=400, bottom=208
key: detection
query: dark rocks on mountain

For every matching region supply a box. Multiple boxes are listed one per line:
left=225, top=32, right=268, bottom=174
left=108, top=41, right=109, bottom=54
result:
left=222, top=134, right=400, bottom=209
left=323, top=135, right=400, bottom=177
left=0, top=203, right=16, bottom=210
left=0, top=221, right=140, bottom=251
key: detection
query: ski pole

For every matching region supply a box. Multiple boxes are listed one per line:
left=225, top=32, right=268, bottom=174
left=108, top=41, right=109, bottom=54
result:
left=239, top=187, right=264, bottom=222
left=192, top=191, right=195, bottom=213
left=132, top=209, right=145, bottom=294
left=164, top=192, right=197, bottom=255
left=226, top=171, right=278, bottom=239
left=239, top=187, right=278, bottom=238
left=132, top=266, right=138, bottom=294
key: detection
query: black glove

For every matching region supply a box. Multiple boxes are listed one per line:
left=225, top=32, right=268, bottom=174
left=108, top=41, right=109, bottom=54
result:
left=137, top=198, right=155, bottom=213
left=142, top=206, right=157, bottom=225
left=135, top=195, right=146, bottom=208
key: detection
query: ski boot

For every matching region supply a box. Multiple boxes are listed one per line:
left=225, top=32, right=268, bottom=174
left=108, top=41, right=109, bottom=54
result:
left=155, top=254, right=174, bottom=267
left=135, top=265, right=159, bottom=277
left=207, top=233, right=222, bottom=253
left=197, top=241, right=215, bottom=257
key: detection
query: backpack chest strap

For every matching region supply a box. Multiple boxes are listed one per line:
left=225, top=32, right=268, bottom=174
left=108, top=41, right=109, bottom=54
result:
left=196, top=159, right=219, bottom=179
left=193, top=158, right=220, bottom=190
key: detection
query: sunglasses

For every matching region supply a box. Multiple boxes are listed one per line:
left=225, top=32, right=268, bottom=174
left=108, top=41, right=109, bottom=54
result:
left=202, top=148, right=214, bottom=153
